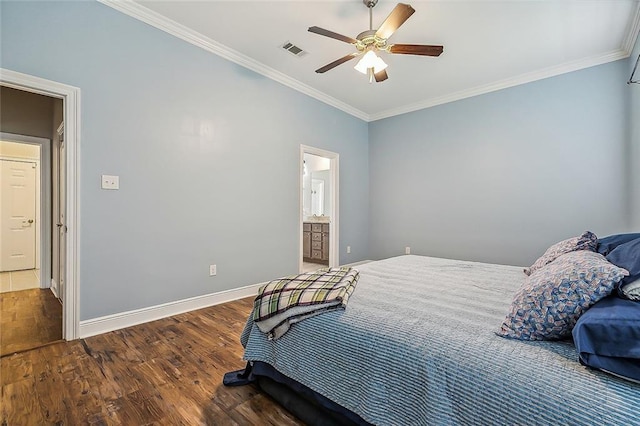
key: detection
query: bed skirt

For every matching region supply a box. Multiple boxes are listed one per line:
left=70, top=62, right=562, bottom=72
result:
left=253, top=361, right=371, bottom=426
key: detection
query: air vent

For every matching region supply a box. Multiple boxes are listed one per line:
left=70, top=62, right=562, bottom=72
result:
left=281, top=41, right=307, bottom=58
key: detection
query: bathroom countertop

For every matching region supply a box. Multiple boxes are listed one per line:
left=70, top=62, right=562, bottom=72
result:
left=304, top=217, right=330, bottom=224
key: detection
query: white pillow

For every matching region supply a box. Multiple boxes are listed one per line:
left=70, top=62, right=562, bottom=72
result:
left=620, top=278, right=640, bottom=301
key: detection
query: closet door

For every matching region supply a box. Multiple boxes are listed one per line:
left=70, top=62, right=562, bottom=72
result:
left=0, top=159, right=37, bottom=271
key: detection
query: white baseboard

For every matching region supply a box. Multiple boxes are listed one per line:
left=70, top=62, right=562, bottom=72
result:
left=78, top=282, right=262, bottom=338
left=341, top=260, right=373, bottom=267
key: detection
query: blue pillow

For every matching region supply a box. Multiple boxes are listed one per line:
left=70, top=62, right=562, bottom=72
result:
left=597, top=233, right=640, bottom=256
left=606, top=238, right=640, bottom=289
left=573, top=296, right=640, bottom=382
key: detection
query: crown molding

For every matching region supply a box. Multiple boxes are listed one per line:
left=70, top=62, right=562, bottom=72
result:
left=97, top=0, right=369, bottom=121
left=369, top=48, right=632, bottom=122
left=622, top=1, right=640, bottom=55
left=98, top=0, right=640, bottom=123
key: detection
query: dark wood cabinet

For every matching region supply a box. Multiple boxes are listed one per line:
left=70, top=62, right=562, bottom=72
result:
left=303, top=222, right=329, bottom=265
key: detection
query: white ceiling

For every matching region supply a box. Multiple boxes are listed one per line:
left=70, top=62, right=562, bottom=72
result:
left=104, top=0, right=640, bottom=121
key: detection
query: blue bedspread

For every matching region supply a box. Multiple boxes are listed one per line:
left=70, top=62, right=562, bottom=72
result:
left=241, top=255, right=639, bottom=425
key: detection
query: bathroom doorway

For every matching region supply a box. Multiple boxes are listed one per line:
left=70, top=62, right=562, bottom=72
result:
left=300, top=145, right=339, bottom=273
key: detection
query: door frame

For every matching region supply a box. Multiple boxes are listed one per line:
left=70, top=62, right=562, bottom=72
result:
left=0, top=135, right=49, bottom=284
left=1, top=68, right=81, bottom=340
left=52, top=122, right=64, bottom=300
left=299, top=145, right=339, bottom=271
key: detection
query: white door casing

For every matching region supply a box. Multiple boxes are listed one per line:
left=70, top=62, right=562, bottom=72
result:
left=1, top=68, right=81, bottom=340
left=0, top=159, right=37, bottom=271
left=58, top=125, right=66, bottom=301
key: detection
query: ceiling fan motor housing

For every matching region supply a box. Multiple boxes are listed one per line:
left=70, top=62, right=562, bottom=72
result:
left=356, top=30, right=388, bottom=52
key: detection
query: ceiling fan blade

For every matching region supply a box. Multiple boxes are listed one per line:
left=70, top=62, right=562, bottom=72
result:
left=374, top=69, right=388, bottom=83
left=375, top=3, right=415, bottom=40
left=308, top=26, right=358, bottom=44
left=389, top=44, right=444, bottom=57
left=315, top=52, right=361, bottom=73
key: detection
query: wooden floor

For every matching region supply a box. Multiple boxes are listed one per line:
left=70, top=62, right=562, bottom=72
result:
left=0, top=297, right=303, bottom=425
left=1, top=288, right=63, bottom=357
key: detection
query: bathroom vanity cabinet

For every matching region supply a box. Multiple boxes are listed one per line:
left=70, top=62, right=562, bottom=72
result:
left=303, top=222, right=329, bottom=265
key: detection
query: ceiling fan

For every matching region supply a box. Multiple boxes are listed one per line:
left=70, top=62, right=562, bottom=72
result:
left=308, top=0, right=444, bottom=83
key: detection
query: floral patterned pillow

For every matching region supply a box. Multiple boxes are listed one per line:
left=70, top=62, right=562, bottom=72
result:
left=498, top=250, right=628, bottom=341
left=523, top=231, right=598, bottom=276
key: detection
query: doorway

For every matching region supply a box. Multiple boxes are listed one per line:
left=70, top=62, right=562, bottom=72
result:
left=0, top=118, right=61, bottom=356
left=1, top=68, right=80, bottom=342
left=300, top=145, right=339, bottom=273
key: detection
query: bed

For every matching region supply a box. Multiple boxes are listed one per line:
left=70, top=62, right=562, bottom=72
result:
left=240, top=255, right=638, bottom=425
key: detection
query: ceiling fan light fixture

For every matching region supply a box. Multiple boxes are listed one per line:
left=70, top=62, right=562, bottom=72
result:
left=354, top=50, right=387, bottom=74
left=309, top=2, right=443, bottom=82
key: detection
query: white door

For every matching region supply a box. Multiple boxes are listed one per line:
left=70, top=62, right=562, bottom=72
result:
left=58, top=134, right=66, bottom=301
left=0, top=159, right=37, bottom=271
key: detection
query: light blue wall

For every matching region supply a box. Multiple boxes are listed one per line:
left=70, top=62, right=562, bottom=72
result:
left=369, top=60, right=630, bottom=266
left=630, top=33, right=640, bottom=230
left=1, top=0, right=633, bottom=321
left=1, top=1, right=369, bottom=320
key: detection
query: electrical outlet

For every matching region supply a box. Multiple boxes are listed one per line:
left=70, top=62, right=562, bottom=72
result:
left=209, top=264, right=217, bottom=276
left=347, top=246, right=351, bottom=254
left=101, top=174, right=119, bottom=190
left=405, top=247, right=411, bottom=255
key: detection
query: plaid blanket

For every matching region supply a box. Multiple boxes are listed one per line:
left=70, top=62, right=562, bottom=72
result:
left=253, top=267, right=359, bottom=340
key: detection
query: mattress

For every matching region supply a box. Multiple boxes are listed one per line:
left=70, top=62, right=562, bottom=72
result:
left=241, top=255, right=640, bottom=425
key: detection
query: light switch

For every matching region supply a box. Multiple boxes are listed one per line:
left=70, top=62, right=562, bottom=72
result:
left=101, top=175, right=119, bottom=190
